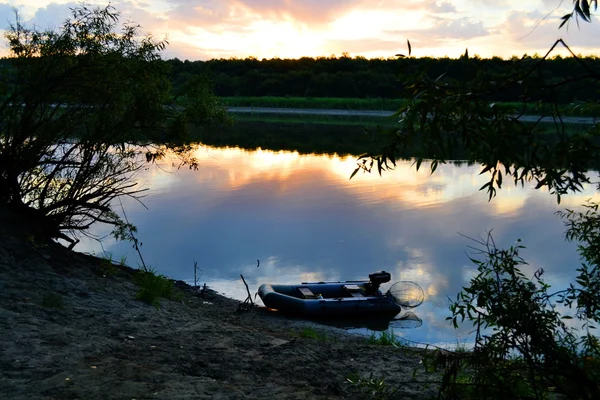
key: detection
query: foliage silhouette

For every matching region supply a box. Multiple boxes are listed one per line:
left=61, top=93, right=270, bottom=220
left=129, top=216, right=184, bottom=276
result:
left=440, top=232, right=600, bottom=399
left=0, top=5, right=228, bottom=245
left=370, top=3, right=600, bottom=398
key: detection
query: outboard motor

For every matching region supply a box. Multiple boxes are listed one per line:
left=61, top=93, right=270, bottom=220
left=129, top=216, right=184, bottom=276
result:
left=365, top=271, right=391, bottom=295
left=369, top=271, right=391, bottom=285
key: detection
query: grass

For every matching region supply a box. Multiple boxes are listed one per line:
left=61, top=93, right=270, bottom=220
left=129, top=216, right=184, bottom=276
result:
left=98, top=253, right=127, bottom=277
left=346, top=372, right=392, bottom=400
left=220, top=96, right=405, bottom=111
left=220, top=96, right=600, bottom=117
left=230, top=110, right=595, bottom=138
left=366, top=329, right=405, bottom=347
left=232, top=111, right=595, bottom=132
left=231, top=111, right=399, bottom=128
left=453, top=340, right=472, bottom=354
left=296, top=327, right=329, bottom=341
left=134, top=267, right=175, bottom=309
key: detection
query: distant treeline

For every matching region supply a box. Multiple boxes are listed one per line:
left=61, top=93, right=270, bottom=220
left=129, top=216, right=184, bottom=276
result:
left=167, top=55, right=600, bottom=103
left=1, top=54, right=598, bottom=104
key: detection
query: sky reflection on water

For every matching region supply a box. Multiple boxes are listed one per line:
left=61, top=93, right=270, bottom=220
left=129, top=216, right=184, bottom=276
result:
left=80, top=145, right=599, bottom=347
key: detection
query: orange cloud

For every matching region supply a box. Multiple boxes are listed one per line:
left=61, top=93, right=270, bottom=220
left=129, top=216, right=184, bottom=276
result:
left=3, top=0, right=600, bottom=60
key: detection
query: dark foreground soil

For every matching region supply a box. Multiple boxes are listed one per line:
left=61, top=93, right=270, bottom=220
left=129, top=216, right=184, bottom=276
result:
left=0, top=211, right=438, bottom=399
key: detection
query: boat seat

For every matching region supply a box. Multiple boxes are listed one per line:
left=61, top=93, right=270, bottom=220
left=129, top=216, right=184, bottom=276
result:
left=343, top=284, right=364, bottom=297
left=298, top=287, right=319, bottom=299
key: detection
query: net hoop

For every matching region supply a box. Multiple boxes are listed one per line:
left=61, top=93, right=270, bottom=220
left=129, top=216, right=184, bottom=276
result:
left=387, top=281, right=424, bottom=309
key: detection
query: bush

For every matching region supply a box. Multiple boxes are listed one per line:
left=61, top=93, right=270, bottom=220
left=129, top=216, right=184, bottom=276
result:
left=440, top=231, right=600, bottom=399
left=0, top=4, right=228, bottom=247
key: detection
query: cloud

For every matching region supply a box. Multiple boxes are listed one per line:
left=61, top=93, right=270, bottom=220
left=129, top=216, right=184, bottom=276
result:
left=165, top=0, right=242, bottom=28
left=429, top=16, right=489, bottom=39
left=27, top=2, right=76, bottom=30
left=25, top=2, right=169, bottom=41
left=162, top=0, right=439, bottom=38
left=162, top=40, right=240, bottom=60
left=0, top=3, right=15, bottom=27
left=383, top=15, right=490, bottom=51
left=2, top=0, right=600, bottom=60
left=495, top=9, right=600, bottom=55
left=472, top=0, right=509, bottom=6
left=233, top=0, right=362, bottom=24
left=429, top=1, right=456, bottom=13
left=322, top=37, right=405, bottom=57
left=162, top=0, right=348, bottom=35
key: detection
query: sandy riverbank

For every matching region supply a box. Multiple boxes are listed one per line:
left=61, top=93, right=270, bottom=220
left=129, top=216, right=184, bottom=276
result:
left=0, top=211, right=438, bottom=399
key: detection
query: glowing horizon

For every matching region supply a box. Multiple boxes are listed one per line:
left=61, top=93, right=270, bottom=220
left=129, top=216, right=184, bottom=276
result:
left=1, top=1, right=599, bottom=61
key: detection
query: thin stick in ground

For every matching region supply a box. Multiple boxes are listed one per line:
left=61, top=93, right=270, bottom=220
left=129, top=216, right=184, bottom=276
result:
left=238, top=273, right=254, bottom=311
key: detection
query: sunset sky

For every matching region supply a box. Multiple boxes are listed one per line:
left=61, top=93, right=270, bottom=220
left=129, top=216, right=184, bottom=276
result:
left=0, top=0, right=598, bottom=60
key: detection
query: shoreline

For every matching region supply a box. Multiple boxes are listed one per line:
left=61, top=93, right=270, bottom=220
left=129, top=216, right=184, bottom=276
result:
left=0, top=214, right=439, bottom=399
left=226, top=106, right=598, bottom=125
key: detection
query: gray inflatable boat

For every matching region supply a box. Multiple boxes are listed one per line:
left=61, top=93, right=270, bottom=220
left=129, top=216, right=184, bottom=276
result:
left=257, top=271, right=401, bottom=318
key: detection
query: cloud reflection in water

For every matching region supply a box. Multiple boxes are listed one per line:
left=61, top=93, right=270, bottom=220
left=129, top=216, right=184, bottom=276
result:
left=81, top=145, right=598, bottom=346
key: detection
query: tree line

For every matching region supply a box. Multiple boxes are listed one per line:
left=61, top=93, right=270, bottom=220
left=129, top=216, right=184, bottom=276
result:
left=3, top=50, right=598, bottom=104
left=166, top=53, right=600, bottom=103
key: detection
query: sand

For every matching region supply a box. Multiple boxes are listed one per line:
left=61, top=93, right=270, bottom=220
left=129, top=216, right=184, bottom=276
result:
left=0, top=210, right=438, bottom=399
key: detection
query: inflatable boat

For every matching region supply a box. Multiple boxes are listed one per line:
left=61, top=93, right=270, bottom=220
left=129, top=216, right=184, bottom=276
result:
left=257, top=271, right=401, bottom=318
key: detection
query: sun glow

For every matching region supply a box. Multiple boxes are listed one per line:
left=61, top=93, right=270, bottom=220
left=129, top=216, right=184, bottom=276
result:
left=182, top=18, right=325, bottom=59
left=329, top=9, right=423, bottom=40
left=246, top=20, right=324, bottom=59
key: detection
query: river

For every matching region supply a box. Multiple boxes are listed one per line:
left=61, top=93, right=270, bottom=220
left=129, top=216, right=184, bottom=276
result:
left=78, top=144, right=598, bottom=347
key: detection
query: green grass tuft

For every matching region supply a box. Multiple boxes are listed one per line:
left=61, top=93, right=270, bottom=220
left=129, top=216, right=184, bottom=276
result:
left=98, top=253, right=124, bottom=277
left=347, top=371, right=391, bottom=400
left=296, top=327, right=329, bottom=341
left=453, top=340, right=472, bottom=354
left=134, top=267, right=174, bottom=309
left=366, top=329, right=405, bottom=347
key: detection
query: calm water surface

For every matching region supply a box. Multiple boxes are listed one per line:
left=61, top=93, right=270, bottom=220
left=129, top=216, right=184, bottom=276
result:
left=80, top=145, right=599, bottom=347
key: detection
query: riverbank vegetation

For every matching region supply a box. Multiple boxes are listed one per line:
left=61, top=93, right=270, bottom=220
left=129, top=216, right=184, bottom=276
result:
left=167, top=54, right=600, bottom=109
left=0, top=5, right=228, bottom=247
left=6, top=44, right=600, bottom=117
left=348, top=2, right=600, bottom=398
left=194, top=118, right=593, bottom=162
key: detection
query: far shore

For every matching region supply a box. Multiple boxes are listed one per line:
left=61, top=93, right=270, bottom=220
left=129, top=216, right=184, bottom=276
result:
left=226, top=106, right=598, bottom=125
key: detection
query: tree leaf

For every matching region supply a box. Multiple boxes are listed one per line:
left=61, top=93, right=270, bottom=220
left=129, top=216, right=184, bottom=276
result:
left=559, top=14, right=571, bottom=29
left=582, top=0, right=591, bottom=18
left=415, top=158, right=423, bottom=171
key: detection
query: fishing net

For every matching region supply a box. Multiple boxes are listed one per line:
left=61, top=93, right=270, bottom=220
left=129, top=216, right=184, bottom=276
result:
left=387, top=281, right=424, bottom=308
left=393, top=311, right=423, bottom=329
